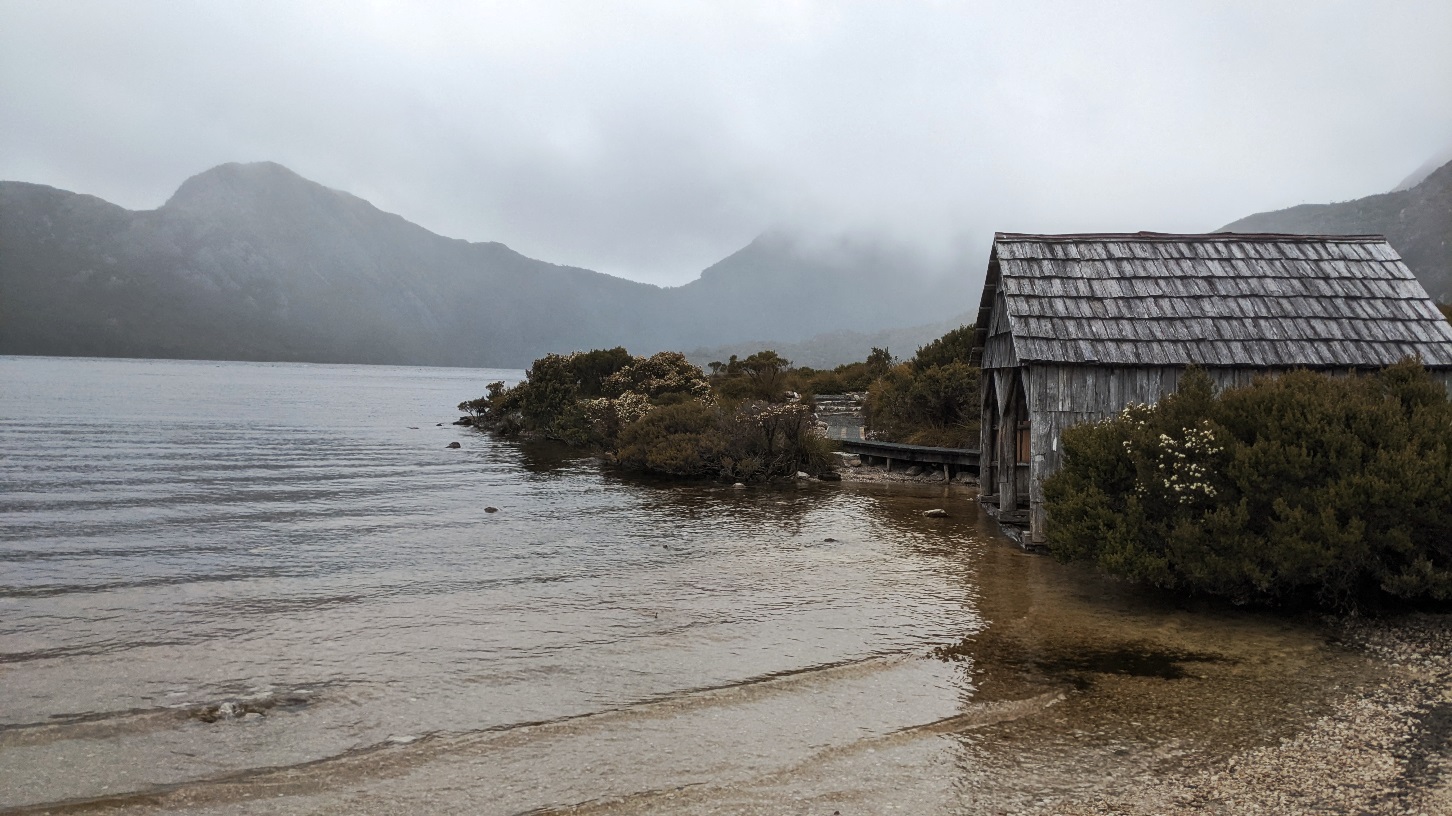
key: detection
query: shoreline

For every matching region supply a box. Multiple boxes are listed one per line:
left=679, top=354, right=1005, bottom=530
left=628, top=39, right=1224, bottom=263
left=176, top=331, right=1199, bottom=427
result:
left=1050, top=614, right=1452, bottom=815
left=833, top=458, right=1452, bottom=813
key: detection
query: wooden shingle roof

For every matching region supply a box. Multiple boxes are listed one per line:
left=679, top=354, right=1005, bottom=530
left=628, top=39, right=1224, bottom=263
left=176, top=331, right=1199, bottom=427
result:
left=975, top=232, right=1452, bottom=368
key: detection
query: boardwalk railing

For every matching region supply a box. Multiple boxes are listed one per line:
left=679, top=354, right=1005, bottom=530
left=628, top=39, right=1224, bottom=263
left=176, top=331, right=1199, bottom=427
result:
left=837, top=439, right=980, bottom=476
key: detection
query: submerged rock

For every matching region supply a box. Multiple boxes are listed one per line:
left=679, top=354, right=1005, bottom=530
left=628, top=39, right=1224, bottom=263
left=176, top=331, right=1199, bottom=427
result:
left=732, top=483, right=746, bottom=489
left=923, top=508, right=949, bottom=518
left=817, top=471, right=842, bottom=481
left=484, top=506, right=499, bottom=513
left=446, top=441, right=462, bottom=449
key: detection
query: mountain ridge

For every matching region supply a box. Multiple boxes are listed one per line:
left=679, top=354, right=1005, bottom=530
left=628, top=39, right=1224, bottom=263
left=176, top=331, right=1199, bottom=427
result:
left=1221, top=159, right=1452, bottom=301
left=0, top=162, right=973, bottom=367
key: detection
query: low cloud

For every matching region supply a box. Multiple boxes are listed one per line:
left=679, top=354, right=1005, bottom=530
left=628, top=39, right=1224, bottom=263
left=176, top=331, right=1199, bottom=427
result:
left=3, top=0, right=1450, bottom=285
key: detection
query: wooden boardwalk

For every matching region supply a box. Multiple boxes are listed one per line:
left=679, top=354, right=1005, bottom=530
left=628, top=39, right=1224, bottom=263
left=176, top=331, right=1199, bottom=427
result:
left=837, top=439, right=979, bottom=476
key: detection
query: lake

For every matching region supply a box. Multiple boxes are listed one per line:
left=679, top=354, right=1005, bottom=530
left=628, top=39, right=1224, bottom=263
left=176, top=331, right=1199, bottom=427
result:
left=0, top=356, right=1369, bottom=814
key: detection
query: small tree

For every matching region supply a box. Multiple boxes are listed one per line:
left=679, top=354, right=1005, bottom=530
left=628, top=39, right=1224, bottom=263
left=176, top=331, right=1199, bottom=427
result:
left=865, top=347, right=894, bottom=379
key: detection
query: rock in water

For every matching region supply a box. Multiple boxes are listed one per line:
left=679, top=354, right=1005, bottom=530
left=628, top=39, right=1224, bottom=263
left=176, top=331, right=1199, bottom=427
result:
left=817, top=471, right=842, bottom=481
left=446, top=441, right=461, bottom=449
left=905, top=465, right=924, bottom=477
left=923, top=508, right=949, bottom=518
left=796, top=471, right=811, bottom=479
left=452, top=417, right=473, bottom=426
left=732, top=483, right=746, bottom=489
left=484, top=506, right=499, bottom=513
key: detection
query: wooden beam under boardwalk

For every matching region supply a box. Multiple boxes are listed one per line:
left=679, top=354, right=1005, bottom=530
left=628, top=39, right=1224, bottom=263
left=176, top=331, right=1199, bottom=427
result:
left=838, top=439, right=980, bottom=472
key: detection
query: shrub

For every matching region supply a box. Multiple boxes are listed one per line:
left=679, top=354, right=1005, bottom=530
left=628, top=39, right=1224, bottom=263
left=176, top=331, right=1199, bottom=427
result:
left=616, top=401, right=723, bottom=477
left=614, top=399, right=832, bottom=481
left=601, top=351, right=711, bottom=401
left=470, top=349, right=711, bottom=442
left=912, top=326, right=975, bottom=369
left=709, top=350, right=793, bottom=402
left=467, top=346, right=830, bottom=482
left=865, top=360, right=980, bottom=447
left=1044, top=363, right=1452, bottom=609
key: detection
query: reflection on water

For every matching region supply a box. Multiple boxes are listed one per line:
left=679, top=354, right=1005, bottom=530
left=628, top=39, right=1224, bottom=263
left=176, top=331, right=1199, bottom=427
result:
left=0, top=357, right=1371, bottom=814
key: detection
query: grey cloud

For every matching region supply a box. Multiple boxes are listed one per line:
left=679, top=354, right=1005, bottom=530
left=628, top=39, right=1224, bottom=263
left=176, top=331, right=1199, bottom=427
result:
left=2, top=0, right=1450, bottom=285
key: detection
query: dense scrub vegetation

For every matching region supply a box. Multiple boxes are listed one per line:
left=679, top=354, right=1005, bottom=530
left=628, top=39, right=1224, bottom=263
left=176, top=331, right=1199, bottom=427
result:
left=706, top=348, right=893, bottom=398
left=704, top=328, right=983, bottom=448
left=463, top=348, right=831, bottom=482
left=464, top=322, right=987, bottom=482
left=1044, top=362, right=1452, bottom=610
left=863, top=326, right=981, bottom=447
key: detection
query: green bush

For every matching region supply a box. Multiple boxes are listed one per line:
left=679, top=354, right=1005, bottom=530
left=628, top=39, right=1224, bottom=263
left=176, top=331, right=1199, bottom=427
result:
left=467, top=347, right=831, bottom=482
left=709, top=347, right=892, bottom=398
left=616, top=401, right=724, bottom=477
left=471, top=349, right=709, bottom=443
left=1044, top=362, right=1452, bottom=609
left=615, top=400, right=832, bottom=481
left=865, top=360, right=980, bottom=447
left=708, top=350, right=793, bottom=402
left=912, top=325, right=976, bottom=369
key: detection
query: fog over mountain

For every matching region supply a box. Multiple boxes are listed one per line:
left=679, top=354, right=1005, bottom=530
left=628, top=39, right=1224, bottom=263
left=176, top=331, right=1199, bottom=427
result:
left=3, top=3, right=1450, bottom=288
left=0, top=162, right=974, bottom=367
left=685, top=312, right=975, bottom=372
left=4, top=4, right=1452, bottom=367
left=1222, top=159, right=1452, bottom=301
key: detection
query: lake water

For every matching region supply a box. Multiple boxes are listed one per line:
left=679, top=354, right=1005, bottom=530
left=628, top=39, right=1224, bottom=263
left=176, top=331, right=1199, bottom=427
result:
left=0, top=356, right=1371, bottom=814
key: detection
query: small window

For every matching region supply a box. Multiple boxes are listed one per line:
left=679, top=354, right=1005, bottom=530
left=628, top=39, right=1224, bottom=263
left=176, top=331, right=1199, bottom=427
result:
left=1016, top=420, right=1031, bottom=464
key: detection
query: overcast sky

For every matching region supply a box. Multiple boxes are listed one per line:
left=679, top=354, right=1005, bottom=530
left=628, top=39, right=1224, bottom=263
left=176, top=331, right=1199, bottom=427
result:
left=2, top=1, right=1450, bottom=286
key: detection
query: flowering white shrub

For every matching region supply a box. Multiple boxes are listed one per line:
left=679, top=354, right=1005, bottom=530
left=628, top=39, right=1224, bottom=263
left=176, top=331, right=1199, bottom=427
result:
left=602, top=352, right=711, bottom=400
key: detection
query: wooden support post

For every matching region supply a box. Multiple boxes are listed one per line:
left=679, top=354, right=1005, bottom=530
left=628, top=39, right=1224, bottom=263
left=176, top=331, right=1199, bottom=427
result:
left=943, top=463, right=950, bottom=481
left=885, top=457, right=892, bottom=472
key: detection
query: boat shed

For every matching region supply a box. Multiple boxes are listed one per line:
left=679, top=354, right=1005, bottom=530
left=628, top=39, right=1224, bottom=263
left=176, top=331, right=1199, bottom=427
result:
left=968, top=232, right=1452, bottom=546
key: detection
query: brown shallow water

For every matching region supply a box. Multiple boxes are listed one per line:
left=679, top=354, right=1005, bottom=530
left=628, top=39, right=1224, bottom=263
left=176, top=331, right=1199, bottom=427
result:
left=0, top=357, right=1376, bottom=815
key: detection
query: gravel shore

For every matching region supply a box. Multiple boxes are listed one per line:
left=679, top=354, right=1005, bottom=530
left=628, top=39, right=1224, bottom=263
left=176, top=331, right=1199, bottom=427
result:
left=1039, top=614, right=1452, bottom=816
left=832, top=464, right=1452, bottom=814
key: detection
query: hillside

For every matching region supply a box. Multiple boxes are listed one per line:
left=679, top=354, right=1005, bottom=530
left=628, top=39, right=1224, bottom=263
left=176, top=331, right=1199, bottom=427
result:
left=684, top=311, right=975, bottom=370
left=0, top=163, right=974, bottom=367
left=1222, top=159, right=1452, bottom=301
